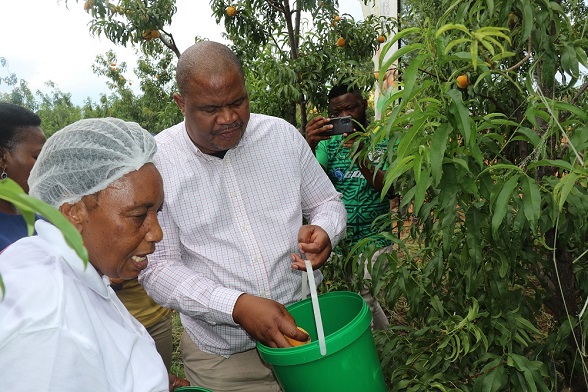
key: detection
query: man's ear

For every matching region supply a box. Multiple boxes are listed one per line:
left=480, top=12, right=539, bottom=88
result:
left=59, top=201, right=87, bottom=233
left=173, top=93, right=186, bottom=116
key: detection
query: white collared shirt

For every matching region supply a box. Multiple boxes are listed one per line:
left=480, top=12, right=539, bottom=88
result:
left=141, top=113, right=346, bottom=356
left=0, top=220, right=168, bottom=392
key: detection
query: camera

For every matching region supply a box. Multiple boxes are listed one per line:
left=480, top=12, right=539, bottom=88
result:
left=321, top=116, right=354, bottom=136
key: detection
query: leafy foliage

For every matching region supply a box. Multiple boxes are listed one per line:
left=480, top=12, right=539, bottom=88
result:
left=0, top=58, right=85, bottom=135
left=339, top=0, right=588, bottom=390
left=210, top=0, right=396, bottom=127
left=90, top=49, right=183, bottom=132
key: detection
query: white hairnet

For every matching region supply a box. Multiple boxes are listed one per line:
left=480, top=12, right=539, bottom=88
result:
left=28, top=117, right=157, bottom=209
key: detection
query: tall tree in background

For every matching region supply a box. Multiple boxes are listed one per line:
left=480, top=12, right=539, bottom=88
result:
left=91, top=49, right=182, bottom=131
left=210, top=0, right=395, bottom=127
left=0, top=57, right=85, bottom=135
left=70, top=0, right=395, bottom=129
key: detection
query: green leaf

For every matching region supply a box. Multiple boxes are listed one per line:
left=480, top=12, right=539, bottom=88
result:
left=400, top=54, right=426, bottom=106
left=526, top=159, right=573, bottom=171
left=446, top=89, right=471, bottom=144
left=444, top=38, right=471, bottom=55
left=485, top=0, right=494, bottom=15
left=574, top=43, right=588, bottom=67
left=465, top=207, right=482, bottom=265
left=382, top=27, right=421, bottom=58
left=414, top=166, right=431, bottom=215
left=396, top=121, right=420, bottom=160
left=385, top=155, right=416, bottom=184
left=430, top=295, right=444, bottom=316
left=478, top=36, right=497, bottom=56
left=380, top=43, right=424, bottom=75
left=509, top=354, right=539, bottom=392
left=471, top=37, right=479, bottom=69
left=436, top=23, right=471, bottom=38
left=561, top=44, right=579, bottom=78
left=515, top=127, right=541, bottom=146
left=554, top=172, right=580, bottom=211
left=0, top=179, right=36, bottom=235
left=430, top=123, right=452, bottom=186
left=521, top=176, right=541, bottom=233
left=492, top=175, right=520, bottom=235
left=491, top=50, right=516, bottom=61
left=473, top=365, right=506, bottom=392
left=552, top=101, right=587, bottom=120
left=521, top=1, right=533, bottom=40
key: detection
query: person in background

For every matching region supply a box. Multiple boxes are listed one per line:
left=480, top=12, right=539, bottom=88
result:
left=305, top=84, right=395, bottom=330
left=0, top=118, right=179, bottom=391
left=0, top=102, right=45, bottom=250
left=140, top=41, right=347, bottom=392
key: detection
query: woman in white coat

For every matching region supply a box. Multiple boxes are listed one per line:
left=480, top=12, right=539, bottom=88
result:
left=0, top=118, right=179, bottom=391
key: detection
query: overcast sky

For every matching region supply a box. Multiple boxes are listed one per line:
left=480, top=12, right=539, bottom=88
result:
left=0, top=0, right=363, bottom=105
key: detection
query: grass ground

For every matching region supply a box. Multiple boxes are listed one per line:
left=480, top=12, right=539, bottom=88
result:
left=170, top=311, right=185, bottom=379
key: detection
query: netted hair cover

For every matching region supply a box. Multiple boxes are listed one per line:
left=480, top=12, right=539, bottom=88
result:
left=28, top=117, right=157, bottom=209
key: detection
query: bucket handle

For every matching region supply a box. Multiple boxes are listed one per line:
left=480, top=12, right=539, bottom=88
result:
left=302, top=259, right=327, bottom=356
left=301, top=270, right=309, bottom=300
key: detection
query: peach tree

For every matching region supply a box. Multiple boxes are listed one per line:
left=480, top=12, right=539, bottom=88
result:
left=67, top=0, right=396, bottom=129
left=350, top=0, right=588, bottom=389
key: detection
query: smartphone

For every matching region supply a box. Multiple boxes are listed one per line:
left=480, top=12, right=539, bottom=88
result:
left=321, top=116, right=354, bottom=136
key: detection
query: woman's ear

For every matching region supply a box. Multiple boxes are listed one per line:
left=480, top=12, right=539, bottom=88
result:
left=0, top=147, right=8, bottom=168
left=173, top=93, right=186, bottom=116
left=59, top=202, right=86, bottom=233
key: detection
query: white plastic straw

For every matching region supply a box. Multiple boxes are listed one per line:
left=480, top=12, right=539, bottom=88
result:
left=304, top=259, right=327, bottom=356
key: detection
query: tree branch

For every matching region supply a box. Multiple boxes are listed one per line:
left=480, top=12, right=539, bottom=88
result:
left=159, top=31, right=181, bottom=58
left=571, top=80, right=588, bottom=105
left=506, top=36, right=532, bottom=72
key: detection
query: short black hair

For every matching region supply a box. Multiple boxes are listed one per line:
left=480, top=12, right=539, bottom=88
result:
left=327, top=84, right=363, bottom=101
left=0, top=102, right=41, bottom=150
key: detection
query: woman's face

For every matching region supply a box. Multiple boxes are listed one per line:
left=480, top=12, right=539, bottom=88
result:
left=2, top=126, right=45, bottom=193
left=71, top=163, right=164, bottom=280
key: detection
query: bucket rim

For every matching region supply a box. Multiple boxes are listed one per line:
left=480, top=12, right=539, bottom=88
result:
left=256, top=291, right=371, bottom=366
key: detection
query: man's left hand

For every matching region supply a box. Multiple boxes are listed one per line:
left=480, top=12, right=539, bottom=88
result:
left=291, top=225, right=332, bottom=270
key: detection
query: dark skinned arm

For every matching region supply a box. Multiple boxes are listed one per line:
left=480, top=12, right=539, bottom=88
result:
left=232, top=294, right=310, bottom=348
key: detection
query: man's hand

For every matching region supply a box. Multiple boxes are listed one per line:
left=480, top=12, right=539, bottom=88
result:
left=232, top=294, right=309, bottom=348
left=305, top=115, right=333, bottom=152
left=169, top=373, right=190, bottom=391
left=291, top=225, right=332, bottom=271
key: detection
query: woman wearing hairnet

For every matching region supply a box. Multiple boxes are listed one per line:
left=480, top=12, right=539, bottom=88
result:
left=0, top=118, right=182, bottom=391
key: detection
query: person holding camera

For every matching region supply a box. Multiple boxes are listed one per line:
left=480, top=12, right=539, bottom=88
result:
left=305, top=84, right=395, bottom=330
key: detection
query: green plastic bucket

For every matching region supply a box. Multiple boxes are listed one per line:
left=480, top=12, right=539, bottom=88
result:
left=174, top=387, right=213, bottom=392
left=257, top=291, right=386, bottom=392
